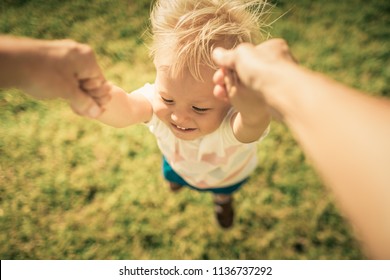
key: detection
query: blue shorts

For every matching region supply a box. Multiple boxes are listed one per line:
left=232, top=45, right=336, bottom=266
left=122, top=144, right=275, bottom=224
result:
left=162, top=157, right=247, bottom=195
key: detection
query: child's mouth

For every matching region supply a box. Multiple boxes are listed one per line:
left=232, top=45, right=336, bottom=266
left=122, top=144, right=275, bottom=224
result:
left=171, top=123, right=197, bottom=132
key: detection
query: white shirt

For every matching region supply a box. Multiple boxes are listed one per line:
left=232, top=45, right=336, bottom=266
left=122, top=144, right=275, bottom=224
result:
left=134, top=83, right=268, bottom=189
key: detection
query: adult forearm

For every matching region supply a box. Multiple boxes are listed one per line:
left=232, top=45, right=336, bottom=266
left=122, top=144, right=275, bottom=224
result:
left=267, top=64, right=390, bottom=258
left=212, top=40, right=390, bottom=258
left=0, top=36, right=37, bottom=90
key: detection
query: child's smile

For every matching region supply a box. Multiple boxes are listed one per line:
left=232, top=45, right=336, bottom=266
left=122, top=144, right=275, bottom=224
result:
left=153, top=60, right=231, bottom=141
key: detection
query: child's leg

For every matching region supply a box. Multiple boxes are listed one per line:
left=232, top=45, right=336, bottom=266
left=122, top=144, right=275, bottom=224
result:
left=210, top=179, right=247, bottom=228
left=162, top=157, right=185, bottom=192
left=169, top=181, right=183, bottom=192
left=213, top=193, right=234, bottom=229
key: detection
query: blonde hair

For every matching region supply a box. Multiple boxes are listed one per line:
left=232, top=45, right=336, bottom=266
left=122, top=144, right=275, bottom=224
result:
left=149, top=0, right=272, bottom=80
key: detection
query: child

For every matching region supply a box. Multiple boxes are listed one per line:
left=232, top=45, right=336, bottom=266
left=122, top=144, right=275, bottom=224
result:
left=85, top=0, right=271, bottom=228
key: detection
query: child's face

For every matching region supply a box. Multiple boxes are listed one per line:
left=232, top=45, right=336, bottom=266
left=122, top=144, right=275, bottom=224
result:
left=153, top=61, right=231, bottom=141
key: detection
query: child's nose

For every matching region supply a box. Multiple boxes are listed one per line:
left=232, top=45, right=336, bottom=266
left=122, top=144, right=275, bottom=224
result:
left=171, top=109, right=189, bottom=123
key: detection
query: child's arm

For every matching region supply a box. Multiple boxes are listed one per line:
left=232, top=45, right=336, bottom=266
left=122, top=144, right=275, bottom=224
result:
left=221, top=69, right=271, bottom=143
left=83, top=81, right=153, bottom=127
left=232, top=105, right=270, bottom=143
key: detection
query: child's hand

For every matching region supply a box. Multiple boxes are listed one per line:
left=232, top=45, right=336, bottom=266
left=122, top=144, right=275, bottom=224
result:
left=80, top=78, right=113, bottom=118
left=213, top=67, right=267, bottom=122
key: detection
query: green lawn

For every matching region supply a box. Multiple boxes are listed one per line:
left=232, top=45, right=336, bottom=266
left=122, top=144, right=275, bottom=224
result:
left=0, top=0, right=389, bottom=259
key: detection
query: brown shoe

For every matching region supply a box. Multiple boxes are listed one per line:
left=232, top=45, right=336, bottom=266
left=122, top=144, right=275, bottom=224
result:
left=214, top=196, right=234, bottom=229
left=169, top=182, right=183, bottom=192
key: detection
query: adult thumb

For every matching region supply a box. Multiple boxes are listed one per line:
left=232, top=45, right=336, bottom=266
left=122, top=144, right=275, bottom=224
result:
left=212, top=47, right=236, bottom=69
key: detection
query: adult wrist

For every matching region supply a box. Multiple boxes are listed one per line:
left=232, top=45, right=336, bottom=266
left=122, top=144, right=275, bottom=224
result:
left=260, top=61, right=308, bottom=121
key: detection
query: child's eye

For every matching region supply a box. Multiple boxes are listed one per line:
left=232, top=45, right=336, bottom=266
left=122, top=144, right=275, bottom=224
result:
left=161, top=96, right=174, bottom=104
left=192, top=106, right=210, bottom=113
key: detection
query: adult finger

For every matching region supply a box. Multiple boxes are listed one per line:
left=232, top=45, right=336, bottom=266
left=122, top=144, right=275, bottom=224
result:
left=69, top=88, right=104, bottom=118
left=80, top=79, right=112, bottom=106
left=63, top=41, right=105, bottom=81
left=80, top=77, right=105, bottom=91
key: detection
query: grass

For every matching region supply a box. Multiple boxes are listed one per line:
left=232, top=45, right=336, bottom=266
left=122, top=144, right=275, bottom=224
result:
left=0, top=0, right=389, bottom=259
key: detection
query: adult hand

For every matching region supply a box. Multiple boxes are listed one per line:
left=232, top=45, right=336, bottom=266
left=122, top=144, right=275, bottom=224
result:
left=214, top=38, right=390, bottom=259
left=0, top=36, right=110, bottom=118
left=212, top=39, right=296, bottom=102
